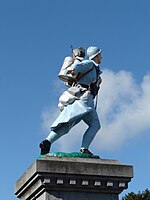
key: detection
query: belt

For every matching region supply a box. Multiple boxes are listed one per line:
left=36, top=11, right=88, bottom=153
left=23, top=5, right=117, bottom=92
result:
left=77, top=84, right=89, bottom=89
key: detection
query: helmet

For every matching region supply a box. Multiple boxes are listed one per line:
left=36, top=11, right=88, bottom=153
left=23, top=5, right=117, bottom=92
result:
left=72, top=47, right=85, bottom=59
left=87, top=46, right=102, bottom=60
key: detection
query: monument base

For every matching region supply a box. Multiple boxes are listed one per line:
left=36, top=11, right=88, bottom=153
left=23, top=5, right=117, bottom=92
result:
left=38, top=191, right=118, bottom=200
left=14, top=156, right=133, bottom=200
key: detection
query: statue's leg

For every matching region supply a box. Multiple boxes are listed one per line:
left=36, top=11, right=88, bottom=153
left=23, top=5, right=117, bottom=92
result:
left=46, top=118, right=81, bottom=143
left=81, top=109, right=100, bottom=149
left=46, top=124, right=71, bottom=143
left=39, top=123, right=73, bottom=155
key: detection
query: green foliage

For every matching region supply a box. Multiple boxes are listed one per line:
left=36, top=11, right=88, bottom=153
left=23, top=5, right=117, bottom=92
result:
left=122, top=189, right=150, bottom=200
left=38, top=151, right=100, bottom=159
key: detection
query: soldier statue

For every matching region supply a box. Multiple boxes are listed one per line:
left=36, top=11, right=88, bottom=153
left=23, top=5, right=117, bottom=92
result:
left=39, top=46, right=102, bottom=155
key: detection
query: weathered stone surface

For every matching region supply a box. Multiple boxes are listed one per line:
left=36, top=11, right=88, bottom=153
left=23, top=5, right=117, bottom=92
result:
left=14, top=156, right=133, bottom=200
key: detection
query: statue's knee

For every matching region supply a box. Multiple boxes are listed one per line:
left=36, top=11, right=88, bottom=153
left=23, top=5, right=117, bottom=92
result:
left=95, top=120, right=101, bottom=131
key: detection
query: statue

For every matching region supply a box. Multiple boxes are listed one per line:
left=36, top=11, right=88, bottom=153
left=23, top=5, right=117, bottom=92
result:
left=39, top=46, right=102, bottom=156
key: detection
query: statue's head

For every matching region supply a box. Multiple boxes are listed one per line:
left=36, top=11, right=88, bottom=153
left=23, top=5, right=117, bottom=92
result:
left=87, top=46, right=102, bottom=60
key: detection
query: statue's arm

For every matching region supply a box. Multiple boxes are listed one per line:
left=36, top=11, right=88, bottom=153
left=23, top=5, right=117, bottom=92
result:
left=68, top=60, right=94, bottom=75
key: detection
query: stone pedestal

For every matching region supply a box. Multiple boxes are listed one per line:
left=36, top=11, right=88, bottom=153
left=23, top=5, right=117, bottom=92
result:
left=14, top=156, right=133, bottom=200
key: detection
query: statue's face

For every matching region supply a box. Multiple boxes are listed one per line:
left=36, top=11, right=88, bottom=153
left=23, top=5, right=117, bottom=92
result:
left=96, top=53, right=102, bottom=64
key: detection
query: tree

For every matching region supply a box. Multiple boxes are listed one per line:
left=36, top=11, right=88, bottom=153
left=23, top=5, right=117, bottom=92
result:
left=122, top=189, right=150, bottom=200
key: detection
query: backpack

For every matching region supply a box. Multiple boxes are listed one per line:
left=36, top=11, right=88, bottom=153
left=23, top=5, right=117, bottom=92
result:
left=58, top=47, right=85, bottom=86
left=58, top=56, right=74, bottom=83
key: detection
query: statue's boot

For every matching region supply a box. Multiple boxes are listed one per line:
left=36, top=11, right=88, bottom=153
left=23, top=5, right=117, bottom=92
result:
left=39, top=140, right=51, bottom=155
left=80, top=148, right=93, bottom=155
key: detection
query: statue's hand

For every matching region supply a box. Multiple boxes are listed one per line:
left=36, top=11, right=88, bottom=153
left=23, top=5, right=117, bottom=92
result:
left=99, top=76, right=102, bottom=84
left=67, top=66, right=75, bottom=75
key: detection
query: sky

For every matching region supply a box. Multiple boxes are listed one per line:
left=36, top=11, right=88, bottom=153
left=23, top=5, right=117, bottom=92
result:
left=0, top=0, right=150, bottom=199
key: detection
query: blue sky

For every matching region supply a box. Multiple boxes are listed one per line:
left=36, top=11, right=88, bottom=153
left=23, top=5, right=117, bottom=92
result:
left=0, top=0, right=150, bottom=199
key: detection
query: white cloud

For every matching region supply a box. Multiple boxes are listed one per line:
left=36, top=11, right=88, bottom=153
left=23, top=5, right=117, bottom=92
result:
left=94, top=70, right=150, bottom=150
left=41, top=69, right=150, bottom=152
left=41, top=106, right=59, bottom=134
